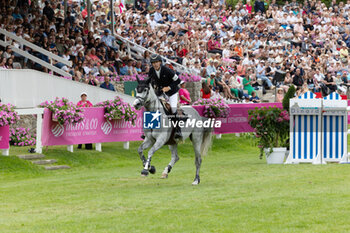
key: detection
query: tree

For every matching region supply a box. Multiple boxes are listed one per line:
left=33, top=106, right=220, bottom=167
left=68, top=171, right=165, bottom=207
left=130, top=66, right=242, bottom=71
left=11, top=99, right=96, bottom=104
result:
left=282, top=85, right=296, bottom=112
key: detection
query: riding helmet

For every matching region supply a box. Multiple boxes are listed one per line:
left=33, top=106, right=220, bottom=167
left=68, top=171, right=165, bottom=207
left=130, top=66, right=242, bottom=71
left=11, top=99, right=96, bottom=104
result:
left=150, top=54, right=162, bottom=63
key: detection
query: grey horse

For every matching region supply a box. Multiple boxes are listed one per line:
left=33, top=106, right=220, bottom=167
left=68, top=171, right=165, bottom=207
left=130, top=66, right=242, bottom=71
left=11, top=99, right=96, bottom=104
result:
left=133, top=77, right=213, bottom=185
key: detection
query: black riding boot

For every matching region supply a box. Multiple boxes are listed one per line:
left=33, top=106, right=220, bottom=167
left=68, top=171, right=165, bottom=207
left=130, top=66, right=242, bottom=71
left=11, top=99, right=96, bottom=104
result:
left=174, top=124, right=182, bottom=139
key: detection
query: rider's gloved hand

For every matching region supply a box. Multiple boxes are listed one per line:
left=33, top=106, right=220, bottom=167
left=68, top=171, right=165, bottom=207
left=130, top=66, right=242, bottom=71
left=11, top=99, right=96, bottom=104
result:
left=162, top=86, right=171, bottom=93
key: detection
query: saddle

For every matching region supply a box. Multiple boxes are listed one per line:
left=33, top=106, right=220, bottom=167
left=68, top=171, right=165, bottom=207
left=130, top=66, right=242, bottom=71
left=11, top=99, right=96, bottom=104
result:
left=156, top=93, right=188, bottom=145
left=159, top=98, right=187, bottom=121
left=159, top=99, right=189, bottom=145
left=159, top=98, right=172, bottom=115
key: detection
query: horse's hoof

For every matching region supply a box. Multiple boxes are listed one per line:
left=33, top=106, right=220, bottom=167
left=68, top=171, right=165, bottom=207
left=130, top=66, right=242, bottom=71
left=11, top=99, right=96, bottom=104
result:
left=161, top=173, right=168, bottom=179
left=149, top=165, right=156, bottom=174
left=141, top=169, right=149, bottom=176
left=192, top=180, right=199, bottom=185
left=192, top=178, right=200, bottom=185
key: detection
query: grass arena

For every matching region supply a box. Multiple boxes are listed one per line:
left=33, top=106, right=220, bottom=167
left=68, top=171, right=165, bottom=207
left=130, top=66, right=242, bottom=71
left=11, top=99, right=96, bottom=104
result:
left=2, top=134, right=350, bottom=232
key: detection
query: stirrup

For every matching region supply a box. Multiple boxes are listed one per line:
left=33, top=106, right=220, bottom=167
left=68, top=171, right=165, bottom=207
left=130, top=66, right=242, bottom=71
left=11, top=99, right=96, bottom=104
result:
left=176, top=110, right=188, bottom=122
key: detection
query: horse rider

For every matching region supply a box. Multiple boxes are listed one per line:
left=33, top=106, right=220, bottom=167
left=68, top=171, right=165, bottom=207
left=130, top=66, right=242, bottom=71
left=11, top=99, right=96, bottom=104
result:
left=141, top=54, right=183, bottom=139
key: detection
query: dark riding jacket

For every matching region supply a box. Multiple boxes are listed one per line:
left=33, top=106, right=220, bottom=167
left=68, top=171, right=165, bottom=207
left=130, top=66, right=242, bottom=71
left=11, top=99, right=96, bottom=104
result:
left=148, top=65, right=181, bottom=97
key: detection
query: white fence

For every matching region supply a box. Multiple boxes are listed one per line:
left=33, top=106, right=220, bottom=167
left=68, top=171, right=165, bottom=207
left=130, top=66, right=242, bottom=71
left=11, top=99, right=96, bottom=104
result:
left=115, top=34, right=192, bottom=74
left=0, top=28, right=72, bottom=77
left=0, top=69, right=135, bottom=108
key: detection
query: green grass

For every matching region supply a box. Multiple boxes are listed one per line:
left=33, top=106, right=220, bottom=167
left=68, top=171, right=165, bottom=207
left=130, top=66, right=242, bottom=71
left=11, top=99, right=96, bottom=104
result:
left=1, top=134, right=350, bottom=232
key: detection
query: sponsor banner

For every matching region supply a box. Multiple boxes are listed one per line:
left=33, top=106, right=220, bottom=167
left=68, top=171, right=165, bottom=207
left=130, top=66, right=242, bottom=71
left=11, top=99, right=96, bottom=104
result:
left=47, top=102, right=350, bottom=146
left=42, top=104, right=285, bottom=146
left=0, top=125, right=9, bottom=149
left=42, top=108, right=143, bottom=146
left=192, top=103, right=283, bottom=134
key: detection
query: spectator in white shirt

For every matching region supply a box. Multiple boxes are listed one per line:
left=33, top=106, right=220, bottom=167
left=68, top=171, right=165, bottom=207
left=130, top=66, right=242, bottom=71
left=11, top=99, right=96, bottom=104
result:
left=148, top=14, right=158, bottom=30
left=154, top=8, right=163, bottom=23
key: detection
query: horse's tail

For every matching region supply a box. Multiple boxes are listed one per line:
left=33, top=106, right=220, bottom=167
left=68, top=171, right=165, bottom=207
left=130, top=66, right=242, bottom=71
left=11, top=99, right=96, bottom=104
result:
left=200, top=129, right=213, bottom=156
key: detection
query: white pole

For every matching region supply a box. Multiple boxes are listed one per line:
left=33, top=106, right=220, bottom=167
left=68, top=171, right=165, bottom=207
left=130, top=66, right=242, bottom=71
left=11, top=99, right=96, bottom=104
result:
left=285, top=114, right=294, bottom=164
left=64, top=0, right=67, bottom=19
left=96, top=143, right=102, bottom=152
left=67, top=145, right=73, bottom=152
left=123, top=141, right=129, bottom=150
left=87, top=0, right=91, bottom=30
left=36, top=111, right=43, bottom=154
left=110, top=0, right=114, bottom=35
left=127, top=42, right=131, bottom=57
left=2, top=148, right=9, bottom=156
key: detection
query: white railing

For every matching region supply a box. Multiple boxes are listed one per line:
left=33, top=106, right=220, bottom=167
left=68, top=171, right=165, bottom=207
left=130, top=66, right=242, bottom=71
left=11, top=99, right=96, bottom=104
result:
left=115, top=34, right=192, bottom=74
left=0, top=69, right=135, bottom=108
left=16, top=108, right=44, bottom=154
left=0, top=28, right=72, bottom=77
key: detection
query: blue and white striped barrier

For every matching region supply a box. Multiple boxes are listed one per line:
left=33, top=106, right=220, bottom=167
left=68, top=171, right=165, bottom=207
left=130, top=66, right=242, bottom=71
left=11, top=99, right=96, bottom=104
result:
left=324, top=92, right=341, bottom=100
left=298, top=91, right=316, bottom=99
left=322, top=93, right=348, bottom=163
left=286, top=92, right=348, bottom=164
left=286, top=92, right=322, bottom=164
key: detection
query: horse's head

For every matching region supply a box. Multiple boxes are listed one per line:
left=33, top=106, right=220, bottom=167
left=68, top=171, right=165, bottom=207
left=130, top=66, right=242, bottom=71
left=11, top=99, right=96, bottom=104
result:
left=133, top=76, right=152, bottom=110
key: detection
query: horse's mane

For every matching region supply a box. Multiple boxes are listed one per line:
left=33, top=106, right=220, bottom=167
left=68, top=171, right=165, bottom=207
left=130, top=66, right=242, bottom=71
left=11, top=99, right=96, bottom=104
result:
left=144, top=82, right=164, bottom=113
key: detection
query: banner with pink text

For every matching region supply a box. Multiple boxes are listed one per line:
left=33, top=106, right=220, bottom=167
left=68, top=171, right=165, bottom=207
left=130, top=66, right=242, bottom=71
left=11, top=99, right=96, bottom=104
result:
left=42, top=108, right=143, bottom=146
left=0, top=125, right=10, bottom=149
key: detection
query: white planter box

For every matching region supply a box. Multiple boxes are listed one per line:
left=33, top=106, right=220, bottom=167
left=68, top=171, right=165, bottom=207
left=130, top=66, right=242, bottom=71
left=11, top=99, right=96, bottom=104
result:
left=265, top=147, right=287, bottom=164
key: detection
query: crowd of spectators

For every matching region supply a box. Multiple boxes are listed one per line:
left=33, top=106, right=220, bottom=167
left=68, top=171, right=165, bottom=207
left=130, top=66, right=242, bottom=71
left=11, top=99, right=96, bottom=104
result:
left=2, top=0, right=350, bottom=101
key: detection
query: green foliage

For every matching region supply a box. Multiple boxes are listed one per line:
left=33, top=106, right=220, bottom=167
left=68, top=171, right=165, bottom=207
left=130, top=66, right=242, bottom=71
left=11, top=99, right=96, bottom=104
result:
left=282, top=85, right=296, bottom=112
left=95, top=96, right=138, bottom=125
left=248, top=106, right=290, bottom=158
left=192, top=98, right=230, bottom=118
left=39, top=97, right=85, bottom=125
left=226, top=0, right=243, bottom=7
left=10, top=127, right=36, bottom=146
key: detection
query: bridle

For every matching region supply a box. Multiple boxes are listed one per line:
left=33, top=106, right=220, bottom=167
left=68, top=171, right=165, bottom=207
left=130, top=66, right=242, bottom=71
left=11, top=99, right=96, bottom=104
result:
left=135, top=85, right=150, bottom=106
left=136, top=84, right=162, bottom=111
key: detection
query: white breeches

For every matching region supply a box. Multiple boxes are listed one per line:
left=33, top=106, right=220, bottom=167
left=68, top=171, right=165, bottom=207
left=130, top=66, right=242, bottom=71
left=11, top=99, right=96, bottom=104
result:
left=168, top=93, right=178, bottom=113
